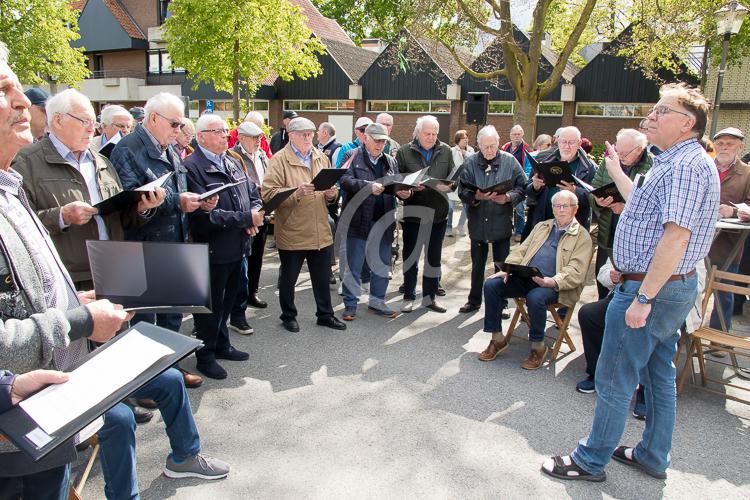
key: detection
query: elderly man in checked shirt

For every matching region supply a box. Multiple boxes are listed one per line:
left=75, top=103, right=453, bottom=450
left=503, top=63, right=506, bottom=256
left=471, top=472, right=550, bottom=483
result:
left=542, top=84, right=720, bottom=482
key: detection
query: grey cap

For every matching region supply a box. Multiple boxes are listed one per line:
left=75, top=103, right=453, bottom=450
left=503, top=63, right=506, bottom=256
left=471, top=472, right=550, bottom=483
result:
left=287, top=117, right=316, bottom=133
left=364, top=123, right=389, bottom=141
left=283, top=110, right=298, bottom=120
left=237, top=122, right=263, bottom=137
left=354, top=116, right=373, bottom=129
left=713, top=127, right=745, bottom=141
left=129, top=106, right=145, bottom=121
left=24, top=87, right=49, bottom=107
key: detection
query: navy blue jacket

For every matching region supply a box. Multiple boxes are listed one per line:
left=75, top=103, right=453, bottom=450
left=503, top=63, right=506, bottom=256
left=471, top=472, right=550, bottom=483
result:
left=526, top=146, right=596, bottom=231
left=340, top=144, right=398, bottom=242
left=110, top=125, right=189, bottom=242
left=184, top=147, right=262, bottom=264
left=0, top=370, right=13, bottom=413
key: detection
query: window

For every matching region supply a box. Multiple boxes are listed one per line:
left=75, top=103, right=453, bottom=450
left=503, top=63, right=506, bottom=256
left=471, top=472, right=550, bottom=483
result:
left=209, top=100, right=269, bottom=113
left=537, top=102, right=563, bottom=116
left=159, top=1, right=172, bottom=24
left=282, top=100, right=355, bottom=112
left=576, top=103, right=652, bottom=118
left=488, top=102, right=513, bottom=115
left=365, top=100, right=451, bottom=113
left=147, top=49, right=184, bottom=74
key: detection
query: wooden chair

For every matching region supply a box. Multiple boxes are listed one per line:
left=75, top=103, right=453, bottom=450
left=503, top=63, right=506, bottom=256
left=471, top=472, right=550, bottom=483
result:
left=677, top=266, right=750, bottom=405
left=68, top=436, right=100, bottom=500
left=504, top=298, right=577, bottom=362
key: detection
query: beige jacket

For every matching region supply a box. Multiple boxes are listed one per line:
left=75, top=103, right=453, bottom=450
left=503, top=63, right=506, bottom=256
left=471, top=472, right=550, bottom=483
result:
left=506, top=218, right=593, bottom=307
left=261, top=144, right=337, bottom=251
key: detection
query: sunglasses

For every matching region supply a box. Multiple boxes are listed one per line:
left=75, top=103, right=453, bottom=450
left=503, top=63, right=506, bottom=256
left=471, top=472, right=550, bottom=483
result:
left=155, top=112, right=183, bottom=129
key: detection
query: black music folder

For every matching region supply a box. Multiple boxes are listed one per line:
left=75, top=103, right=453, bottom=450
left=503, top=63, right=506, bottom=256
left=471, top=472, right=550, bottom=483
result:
left=532, top=160, right=575, bottom=187
left=87, top=240, right=212, bottom=313
left=421, top=165, right=465, bottom=191
left=312, top=168, right=347, bottom=191
left=198, top=178, right=247, bottom=201
left=262, top=187, right=297, bottom=213
left=0, top=322, right=202, bottom=462
left=94, top=172, right=174, bottom=216
left=500, top=262, right=543, bottom=278
left=384, top=167, right=430, bottom=195
left=574, top=176, right=624, bottom=203
left=460, top=179, right=515, bottom=195
left=97, top=132, right=122, bottom=159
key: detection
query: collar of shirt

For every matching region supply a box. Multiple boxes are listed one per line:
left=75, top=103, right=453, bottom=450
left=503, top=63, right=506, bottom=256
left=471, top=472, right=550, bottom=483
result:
left=239, top=143, right=254, bottom=159
left=653, top=138, right=698, bottom=166
left=100, top=132, right=109, bottom=145
left=554, top=219, right=572, bottom=232
left=142, top=125, right=167, bottom=153
left=290, top=143, right=313, bottom=165
left=715, top=157, right=737, bottom=173
left=48, top=132, right=94, bottom=166
left=319, top=137, right=337, bottom=149
left=367, top=151, right=383, bottom=165
left=0, top=168, right=23, bottom=198
left=198, top=145, right=226, bottom=167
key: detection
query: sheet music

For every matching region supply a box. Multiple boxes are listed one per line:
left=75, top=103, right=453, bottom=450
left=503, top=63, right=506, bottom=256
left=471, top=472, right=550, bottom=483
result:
left=19, top=330, right=174, bottom=434
left=136, top=172, right=173, bottom=192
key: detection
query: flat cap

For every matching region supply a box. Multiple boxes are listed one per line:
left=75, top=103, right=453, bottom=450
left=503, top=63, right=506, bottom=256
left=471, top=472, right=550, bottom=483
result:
left=364, top=123, right=389, bottom=141
left=24, top=87, right=49, bottom=107
left=283, top=110, right=298, bottom=120
left=355, top=116, right=373, bottom=129
left=713, top=127, right=745, bottom=141
left=287, top=117, right=316, bottom=133
left=129, top=106, right=145, bottom=121
left=237, top=122, right=263, bottom=137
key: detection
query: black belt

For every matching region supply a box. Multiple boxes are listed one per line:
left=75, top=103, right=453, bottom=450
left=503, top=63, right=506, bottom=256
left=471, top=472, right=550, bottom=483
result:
left=621, top=270, right=695, bottom=282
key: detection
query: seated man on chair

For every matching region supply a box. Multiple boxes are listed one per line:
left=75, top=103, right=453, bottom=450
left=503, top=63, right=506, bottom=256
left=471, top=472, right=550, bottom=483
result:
left=479, top=190, right=592, bottom=370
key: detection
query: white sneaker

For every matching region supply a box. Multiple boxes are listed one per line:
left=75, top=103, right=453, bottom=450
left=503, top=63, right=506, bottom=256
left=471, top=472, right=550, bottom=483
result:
left=402, top=299, right=415, bottom=313
left=164, top=453, right=230, bottom=480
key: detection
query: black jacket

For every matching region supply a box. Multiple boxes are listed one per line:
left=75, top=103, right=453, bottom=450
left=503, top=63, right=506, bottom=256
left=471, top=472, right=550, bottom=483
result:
left=340, top=145, right=398, bottom=241
left=458, top=151, right=527, bottom=242
left=319, top=138, right=342, bottom=165
left=526, top=146, right=597, bottom=231
left=184, top=147, right=262, bottom=264
left=395, top=139, right=454, bottom=221
left=269, top=128, right=288, bottom=154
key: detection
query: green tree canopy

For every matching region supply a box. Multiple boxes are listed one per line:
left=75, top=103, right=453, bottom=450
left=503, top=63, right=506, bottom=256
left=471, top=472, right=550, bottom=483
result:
left=164, top=0, right=326, bottom=121
left=312, top=0, right=416, bottom=43
left=0, top=0, right=89, bottom=85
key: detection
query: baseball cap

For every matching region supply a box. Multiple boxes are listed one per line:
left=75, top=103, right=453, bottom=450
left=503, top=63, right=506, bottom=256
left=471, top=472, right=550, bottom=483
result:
left=364, top=123, right=389, bottom=141
left=24, top=88, right=49, bottom=107
left=283, top=110, right=298, bottom=120
left=355, top=117, right=373, bottom=130
left=713, top=127, right=745, bottom=141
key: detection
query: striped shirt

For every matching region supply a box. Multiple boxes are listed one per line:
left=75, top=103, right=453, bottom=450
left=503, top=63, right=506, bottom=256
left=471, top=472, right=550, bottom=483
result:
left=613, top=138, right=720, bottom=274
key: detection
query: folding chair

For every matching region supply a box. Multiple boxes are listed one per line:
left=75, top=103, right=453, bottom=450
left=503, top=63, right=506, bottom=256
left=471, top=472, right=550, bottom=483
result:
left=68, top=436, right=100, bottom=500
left=677, top=266, right=750, bottom=405
left=504, top=298, right=577, bottom=362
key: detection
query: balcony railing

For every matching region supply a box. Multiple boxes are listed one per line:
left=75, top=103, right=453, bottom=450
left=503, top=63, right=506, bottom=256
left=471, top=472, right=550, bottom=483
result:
left=88, top=69, right=146, bottom=79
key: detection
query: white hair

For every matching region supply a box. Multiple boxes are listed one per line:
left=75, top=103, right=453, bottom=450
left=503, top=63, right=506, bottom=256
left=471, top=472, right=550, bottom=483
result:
left=551, top=190, right=578, bottom=205
left=144, top=92, right=184, bottom=122
left=244, top=111, right=264, bottom=126
left=616, top=128, right=648, bottom=149
left=376, top=112, right=394, bottom=125
left=553, top=127, right=563, bottom=138
left=414, top=115, right=440, bottom=134
left=477, top=125, right=500, bottom=143
left=45, top=88, right=94, bottom=127
left=557, top=126, right=581, bottom=141
left=319, top=121, right=335, bottom=136
left=195, top=113, right=226, bottom=133
left=100, top=104, right=132, bottom=125
left=0, top=42, right=7, bottom=65
left=510, top=124, right=524, bottom=135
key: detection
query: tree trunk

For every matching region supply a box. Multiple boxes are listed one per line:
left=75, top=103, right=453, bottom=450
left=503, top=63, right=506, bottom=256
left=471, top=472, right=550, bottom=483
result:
left=513, top=97, right=538, bottom=140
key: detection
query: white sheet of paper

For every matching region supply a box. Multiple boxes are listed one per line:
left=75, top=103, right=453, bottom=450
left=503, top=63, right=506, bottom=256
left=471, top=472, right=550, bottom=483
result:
left=731, top=202, right=750, bottom=214
left=136, top=172, right=173, bottom=192
left=19, top=330, right=174, bottom=434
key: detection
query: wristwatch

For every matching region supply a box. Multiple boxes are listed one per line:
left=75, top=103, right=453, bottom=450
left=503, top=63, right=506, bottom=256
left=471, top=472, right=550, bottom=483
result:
left=636, top=292, right=655, bottom=305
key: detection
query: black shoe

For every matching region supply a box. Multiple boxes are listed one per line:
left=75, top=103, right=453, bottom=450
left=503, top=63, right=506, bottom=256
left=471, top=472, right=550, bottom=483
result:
left=247, top=295, right=267, bottom=308
left=436, top=287, right=446, bottom=297
left=228, top=318, right=254, bottom=335
left=502, top=311, right=511, bottom=320
left=317, top=316, right=347, bottom=330
left=282, top=319, right=300, bottom=332
left=196, top=361, right=228, bottom=380
left=459, top=302, right=480, bottom=313
left=124, top=399, right=153, bottom=424
left=215, top=346, right=250, bottom=361
left=423, top=297, right=447, bottom=313
left=329, top=274, right=336, bottom=285
left=398, top=284, right=406, bottom=294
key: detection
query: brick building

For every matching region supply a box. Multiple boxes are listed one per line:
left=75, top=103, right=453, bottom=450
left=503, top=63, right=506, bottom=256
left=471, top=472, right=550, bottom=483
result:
left=705, top=54, right=750, bottom=155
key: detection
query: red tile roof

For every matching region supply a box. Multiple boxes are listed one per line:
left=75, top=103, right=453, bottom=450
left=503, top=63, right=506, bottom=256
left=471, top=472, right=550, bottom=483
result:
left=72, top=0, right=145, bottom=41
left=289, top=0, right=353, bottom=46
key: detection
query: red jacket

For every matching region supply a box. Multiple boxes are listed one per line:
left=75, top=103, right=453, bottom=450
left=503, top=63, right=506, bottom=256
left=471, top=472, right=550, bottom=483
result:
left=229, top=128, right=272, bottom=159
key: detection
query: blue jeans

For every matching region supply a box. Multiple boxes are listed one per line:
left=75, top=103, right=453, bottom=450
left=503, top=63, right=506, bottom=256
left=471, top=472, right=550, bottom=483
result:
left=483, top=276, right=558, bottom=341
left=572, top=274, right=697, bottom=475
left=131, top=312, right=183, bottom=333
left=514, top=201, right=525, bottom=236
left=709, top=261, right=738, bottom=331
left=342, top=235, right=392, bottom=309
left=0, top=465, right=70, bottom=500
left=98, top=369, right=201, bottom=500
left=447, top=200, right=456, bottom=230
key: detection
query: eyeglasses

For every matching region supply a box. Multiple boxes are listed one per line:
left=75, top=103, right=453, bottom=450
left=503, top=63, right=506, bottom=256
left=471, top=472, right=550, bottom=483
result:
left=202, top=128, right=230, bottom=135
left=112, top=123, right=130, bottom=130
left=64, top=113, right=95, bottom=128
left=648, top=105, right=692, bottom=119
left=155, top=111, right=183, bottom=129
left=616, top=144, right=641, bottom=159
left=552, top=204, right=575, bottom=210
left=558, top=140, right=579, bottom=147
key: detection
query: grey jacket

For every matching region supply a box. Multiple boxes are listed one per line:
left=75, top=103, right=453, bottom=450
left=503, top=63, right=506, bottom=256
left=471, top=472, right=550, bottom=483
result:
left=458, top=151, right=527, bottom=242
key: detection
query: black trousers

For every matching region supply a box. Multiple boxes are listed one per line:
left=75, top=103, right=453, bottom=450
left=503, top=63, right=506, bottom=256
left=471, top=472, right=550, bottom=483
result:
left=468, top=238, right=510, bottom=306
left=401, top=219, right=447, bottom=300
left=247, top=225, right=268, bottom=296
left=594, top=245, right=611, bottom=300
left=578, top=293, right=612, bottom=379
left=194, top=260, right=242, bottom=365
left=278, top=245, right=335, bottom=321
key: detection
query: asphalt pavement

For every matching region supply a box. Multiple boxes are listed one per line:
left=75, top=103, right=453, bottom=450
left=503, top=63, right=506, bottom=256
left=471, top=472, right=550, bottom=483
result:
left=80, top=231, right=750, bottom=499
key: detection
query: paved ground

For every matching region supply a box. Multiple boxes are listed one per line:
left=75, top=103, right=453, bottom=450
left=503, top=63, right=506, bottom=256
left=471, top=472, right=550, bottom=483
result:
left=80, top=232, right=750, bottom=499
